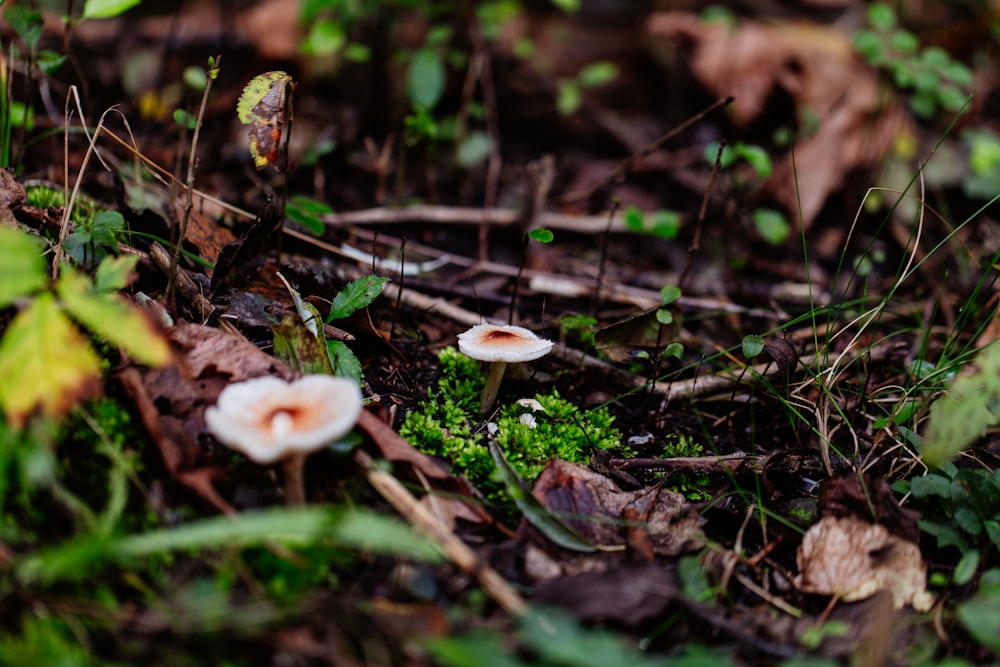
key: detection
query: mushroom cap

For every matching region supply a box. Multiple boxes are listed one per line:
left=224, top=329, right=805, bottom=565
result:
left=457, top=323, right=553, bottom=363
left=205, top=375, right=362, bottom=464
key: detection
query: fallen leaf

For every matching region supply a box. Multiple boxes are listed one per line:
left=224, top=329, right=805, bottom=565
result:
left=647, top=12, right=910, bottom=228
left=796, top=515, right=934, bottom=611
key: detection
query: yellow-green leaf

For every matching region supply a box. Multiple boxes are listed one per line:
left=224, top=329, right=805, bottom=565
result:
left=0, top=293, right=103, bottom=428
left=56, top=268, right=171, bottom=367
left=921, top=343, right=1000, bottom=467
left=0, top=226, right=48, bottom=308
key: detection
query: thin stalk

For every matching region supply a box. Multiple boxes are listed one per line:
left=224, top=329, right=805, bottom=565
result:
left=168, top=55, right=220, bottom=308
left=282, top=454, right=307, bottom=506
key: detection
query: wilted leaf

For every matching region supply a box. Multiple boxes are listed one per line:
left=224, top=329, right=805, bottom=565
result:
left=795, top=516, right=934, bottom=611
left=56, top=268, right=171, bottom=367
left=488, top=439, right=597, bottom=553
left=0, top=226, right=47, bottom=308
left=273, top=314, right=334, bottom=376
left=920, top=342, right=1000, bottom=467
left=0, top=293, right=103, bottom=428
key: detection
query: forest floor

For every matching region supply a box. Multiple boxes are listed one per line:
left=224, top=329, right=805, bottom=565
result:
left=2, top=1, right=1000, bottom=665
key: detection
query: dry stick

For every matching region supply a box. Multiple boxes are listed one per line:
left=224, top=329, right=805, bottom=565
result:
left=323, top=205, right=619, bottom=233
left=168, top=56, right=219, bottom=310
left=561, top=96, right=734, bottom=205
left=389, top=236, right=406, bottom=340
left=353, top=448, right=527, bottom=616
left=591, top=201, right=620, bottom=320
left=467, top=13, right=503, bottom=264
left=678, top=139, right=725, bottom=292
left=380, top=279, right=822, bottom=400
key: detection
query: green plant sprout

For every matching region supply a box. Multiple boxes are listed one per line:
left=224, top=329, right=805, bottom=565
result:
left=704, top=141, right=790, bottom=244
left=557, top=61, right=619, bottom=116
left=853, top=3, right=972, bottom=118
left=401, top=347, right=623, bottom=500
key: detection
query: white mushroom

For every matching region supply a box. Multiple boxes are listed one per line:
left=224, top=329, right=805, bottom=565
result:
left=457, top=323, right=553, bottom=415
left=205, top=375, right=363, bottom=505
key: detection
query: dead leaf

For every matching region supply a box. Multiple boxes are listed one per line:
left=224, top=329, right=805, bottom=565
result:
left=531, top=459, right=704, bottom=554
left=647, top=12, right=911, bottom=228
left=532, top=563, right=677, bottom=626
left=795, top=515, right=934, bottom=611
left=0, top=168, right=25, bottom=228
left=818, top=472, right=920, bottom=544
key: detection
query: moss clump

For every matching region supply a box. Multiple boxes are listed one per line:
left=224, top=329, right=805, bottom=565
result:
left=401, top=347, right=623, bottom=499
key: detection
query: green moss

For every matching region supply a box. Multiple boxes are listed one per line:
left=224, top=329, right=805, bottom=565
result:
left=659, top=434, right=711, bottom=501
left=401, top=347, right=623, bottom=499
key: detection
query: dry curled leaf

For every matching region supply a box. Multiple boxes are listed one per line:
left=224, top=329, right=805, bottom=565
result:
left=796, top=516, right=934, bottom=611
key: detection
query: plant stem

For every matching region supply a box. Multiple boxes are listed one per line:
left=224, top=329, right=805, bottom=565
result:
left=480, top=361, right=508, bottom=415
left=282, top=454, right=307, bottom=505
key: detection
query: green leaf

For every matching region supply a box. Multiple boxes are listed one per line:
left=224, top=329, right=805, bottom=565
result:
left=81, top=0, right=142, bottom=19
left=528, top=228, right=554, bottom=243
left=867, top=3, right=896, bottom=30
left=0, top=293, right=103, bottom=428
left=751, top=208, right=791, bottom=245
left=660, top=284, right=681, bottom=305
left=327, top=274, right=389, bottom=321
left=742, top=334, right=765, bottom=358
left=578, top=61, right=618, bottom=88
left=93, top=254, right=138, bottom=293
left=655, top=308, right=674, bottom=325
left=456, top=131, right=492, bottom=168
left=4, top=6, right=43, bottom=50
left=327, top=340, right=363, bottom=383
left=954, top=549, right=980, bottom=586
left=623, top=206, right=644, bottom=232
left=650, top=209, right=681, bottom=239
left=557, top=79, right=581, bottom=115
left=333, top=511, right=442, bottom=562
left=286, top=195, right=332, bottom=236
left=0, top=226, right=47, bottom=308
left=959, top=587, right=1000, bottom=653
left=407, top=49, right=446, bottom=111
left=488, top=439, right=596, bottom=552
left=737, top=143, right=772, bottom=178
left=37, top=49, right=67, bottom=75
left=56, top=268, right=171, bottom=367
left=921, top=342, right=1000, bottom=467
left=663, top=342, right=684, bottom=360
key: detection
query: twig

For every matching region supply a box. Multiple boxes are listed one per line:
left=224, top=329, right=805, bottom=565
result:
left=354, top=448, right=527, bottom=616
left=678, top=139, right=725, bottom=291
left=561, top=96, right=733, bottom=204
left=169, top=56, right=220, bottom=309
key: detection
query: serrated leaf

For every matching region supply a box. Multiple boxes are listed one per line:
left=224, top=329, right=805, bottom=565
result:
left=56, top=268, right=171, bottom=367
left=327, top=340, right=363, bottom=383
left=488, top=438, right=596, bottom=552
left=0, top=226, right=48, bottom=308
left=0, top=293, right=103, bottom=428
left=407, top=49, right=445, bottom=111
left=328, top=274, right=389, bottom=321
left=81, top=0, right=141, bottom=19
left=921, top=342, right=1000, bottom=467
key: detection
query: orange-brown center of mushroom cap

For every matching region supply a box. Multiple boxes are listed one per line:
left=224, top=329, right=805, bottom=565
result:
left=484, top=329, right=520, bottom=342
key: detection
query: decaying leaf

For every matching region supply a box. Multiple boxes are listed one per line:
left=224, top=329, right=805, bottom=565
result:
left=647, top=12, right=910, bottom=228
left=796, top=515, right=934, bottom=611
left=237, top=71, right=295, bottom=170
left=523, top=459, right=705, bottom=581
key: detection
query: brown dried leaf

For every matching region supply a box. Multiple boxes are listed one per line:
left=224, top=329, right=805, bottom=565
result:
left=795, top=516, right=934, bottom=611
left=529, top=459, right=706, bottom=555
left=647, top=13, right=911, bottom=228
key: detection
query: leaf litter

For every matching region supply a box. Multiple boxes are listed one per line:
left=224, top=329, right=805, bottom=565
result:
left=2, top=2, right=999, bottom=664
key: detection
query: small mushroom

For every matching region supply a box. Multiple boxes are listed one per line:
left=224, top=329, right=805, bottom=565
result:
left=205, top=375, right=362, bottom=505
left=457, top=323, right=553, bottom=415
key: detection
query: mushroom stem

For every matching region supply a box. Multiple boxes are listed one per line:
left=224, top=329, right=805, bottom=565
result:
left=282, top=453, right=308, bottom=505
left=480, top=361, right=508, bottom=415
